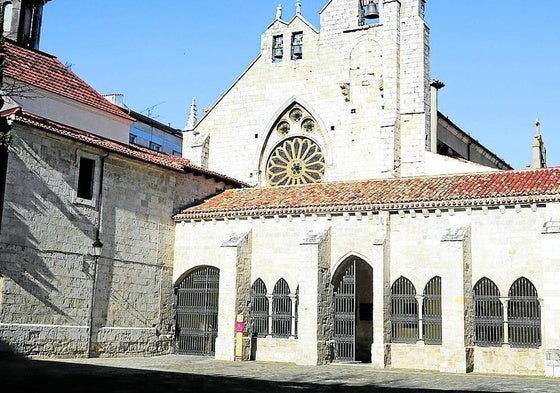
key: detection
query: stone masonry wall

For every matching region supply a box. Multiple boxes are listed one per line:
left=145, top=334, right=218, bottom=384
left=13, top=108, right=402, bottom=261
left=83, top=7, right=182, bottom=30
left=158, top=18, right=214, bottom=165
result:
left=175, top=201, right=560, bottom=375
left=184, top=0, right=430, bottom=184
left=0, top=123, right=227, bottom=358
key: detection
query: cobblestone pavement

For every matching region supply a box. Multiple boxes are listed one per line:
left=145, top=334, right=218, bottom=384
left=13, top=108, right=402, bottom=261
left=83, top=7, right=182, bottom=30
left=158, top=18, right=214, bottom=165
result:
left=2, top=355, right=559, bottom=393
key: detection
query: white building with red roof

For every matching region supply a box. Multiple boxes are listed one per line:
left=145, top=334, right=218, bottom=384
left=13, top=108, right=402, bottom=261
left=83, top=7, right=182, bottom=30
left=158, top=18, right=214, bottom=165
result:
left=173, top=0, right=560, bottom=378
left=1, top=0, right=559, bottom=379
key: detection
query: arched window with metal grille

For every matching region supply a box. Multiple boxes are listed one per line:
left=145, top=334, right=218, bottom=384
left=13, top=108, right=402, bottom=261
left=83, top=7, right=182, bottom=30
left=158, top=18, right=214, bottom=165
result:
left=423, top=276, right=442, bottom=345
left=474, top=277, right=503, bottom=346
left=508, top=277, right=541, bottom=348
left=272, top=278, right=294, bottom=338
left=250, top=279, right=269, bottom=337
left=391, top=276, right=418, bottom=343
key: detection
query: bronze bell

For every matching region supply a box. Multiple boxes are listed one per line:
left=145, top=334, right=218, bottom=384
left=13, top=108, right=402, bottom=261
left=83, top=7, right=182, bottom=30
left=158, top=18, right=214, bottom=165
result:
left=364, top=0, right=379, bottom=19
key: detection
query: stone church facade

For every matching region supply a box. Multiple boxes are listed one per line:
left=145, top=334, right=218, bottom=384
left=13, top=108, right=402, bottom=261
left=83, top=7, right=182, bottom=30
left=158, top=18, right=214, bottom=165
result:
left=175, top=0, right=560, bottom=377
left=1, top=0, right=560, bottom=379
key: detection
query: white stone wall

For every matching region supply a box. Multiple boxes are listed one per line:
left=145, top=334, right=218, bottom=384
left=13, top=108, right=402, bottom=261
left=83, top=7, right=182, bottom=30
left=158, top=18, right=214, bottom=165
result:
left=184, top=0, right=430, bottom=184
left=0, top=123, right=228, bottom=357
left=174, top=201, right=560, bottom=375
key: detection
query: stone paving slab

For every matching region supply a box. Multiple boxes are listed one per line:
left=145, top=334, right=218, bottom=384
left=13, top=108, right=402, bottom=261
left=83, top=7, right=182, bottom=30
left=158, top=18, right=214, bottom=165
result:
left=2, top=355, right=559, bottom=392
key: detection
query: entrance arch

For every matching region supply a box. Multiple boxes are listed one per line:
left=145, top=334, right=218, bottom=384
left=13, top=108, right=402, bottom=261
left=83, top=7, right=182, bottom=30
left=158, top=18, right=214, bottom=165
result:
left=332, top=257, right=373, bottom=362
left=175, top=266, right=219, bottom=356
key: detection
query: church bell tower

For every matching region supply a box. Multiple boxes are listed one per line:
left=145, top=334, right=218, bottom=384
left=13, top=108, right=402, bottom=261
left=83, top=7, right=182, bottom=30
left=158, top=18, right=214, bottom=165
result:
left=1, top=0, right=50, bottom=49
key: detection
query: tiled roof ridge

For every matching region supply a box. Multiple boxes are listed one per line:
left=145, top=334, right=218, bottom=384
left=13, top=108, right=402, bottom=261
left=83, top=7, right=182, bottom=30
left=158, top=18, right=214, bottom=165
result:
left=13, top=111, right=247, bottom=187
left=2, top=39, right=134, bottom=121
left=175, top=167, right=560, bottom=220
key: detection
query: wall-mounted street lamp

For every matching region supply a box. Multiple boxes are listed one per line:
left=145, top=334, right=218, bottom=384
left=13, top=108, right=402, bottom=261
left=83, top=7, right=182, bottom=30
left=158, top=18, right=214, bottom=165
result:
left=87, top=234, right=103, bottom=358
left=92, top=238, right=103, bottom=257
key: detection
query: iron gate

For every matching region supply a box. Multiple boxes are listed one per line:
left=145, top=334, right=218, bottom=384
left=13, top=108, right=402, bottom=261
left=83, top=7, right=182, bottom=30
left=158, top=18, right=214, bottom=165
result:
left=176, top=266, right=219, bottom=356
left=333, top=260, right=356, bottom=362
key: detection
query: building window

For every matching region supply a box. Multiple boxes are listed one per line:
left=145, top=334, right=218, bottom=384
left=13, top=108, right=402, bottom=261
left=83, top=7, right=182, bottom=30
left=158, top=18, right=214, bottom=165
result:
left=291, top=32, right=303, bottom=60
left=508, top=277, right=541, bottom=348
left=149, top=141, right=161, bottom=152
left=272, top=35, right=283, bottom=62
left=172, top=150, right=181, bottom=157
left=250, top=279, right=269, bottom=337
left=474, top=277, right=503, bottom=346
left=129, top=134, right=137, bottom=144
left=266, top=137, right=325, bottom=186
left=391, top=276, right=418, bottom=343
left=271, top=278, right=296, bottom=338
left=74, top=152, right=100, bottom=207
left=422, top=276, right=442, bottom=345
left=2, top=2, right=13, bottom=33
left=77, top=157, right=95, bottom=200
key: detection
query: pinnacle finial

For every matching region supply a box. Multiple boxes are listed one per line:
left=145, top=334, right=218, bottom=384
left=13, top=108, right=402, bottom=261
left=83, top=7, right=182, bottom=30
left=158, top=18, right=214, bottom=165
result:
left=296, top=0, right=302, bottom=15
left=276, top=4, right=282, bottom=19
left=535, top=118, right=541, bottom=136
left=184, top=98, right=198, bottom=132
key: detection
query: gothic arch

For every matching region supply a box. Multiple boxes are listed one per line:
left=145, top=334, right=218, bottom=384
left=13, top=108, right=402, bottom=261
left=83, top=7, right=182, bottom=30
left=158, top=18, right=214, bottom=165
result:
left=332, top=251, right=373, bottom=274
left=255, top=98, right=332, bottom=185
left=347, top=37, right=384, bottom=105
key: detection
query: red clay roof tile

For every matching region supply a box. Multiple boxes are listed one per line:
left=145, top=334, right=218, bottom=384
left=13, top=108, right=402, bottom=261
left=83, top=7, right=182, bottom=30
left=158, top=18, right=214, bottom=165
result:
left=176, top=168, right=560, bottom=220
left=13, top=111, right=247, bottom=187
left=3, top=40, right=133, bottom=121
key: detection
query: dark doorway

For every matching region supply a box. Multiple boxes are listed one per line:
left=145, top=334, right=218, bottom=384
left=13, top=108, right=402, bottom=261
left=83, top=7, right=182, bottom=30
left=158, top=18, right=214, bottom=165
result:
left=175, top=266, right=219, bottom=356
left=332, top=257, right=373, bottom=363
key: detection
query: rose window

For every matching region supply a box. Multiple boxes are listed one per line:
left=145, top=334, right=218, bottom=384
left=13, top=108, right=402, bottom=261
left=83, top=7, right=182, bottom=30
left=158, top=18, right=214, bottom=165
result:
left=266, top=137, right=325, bottom=186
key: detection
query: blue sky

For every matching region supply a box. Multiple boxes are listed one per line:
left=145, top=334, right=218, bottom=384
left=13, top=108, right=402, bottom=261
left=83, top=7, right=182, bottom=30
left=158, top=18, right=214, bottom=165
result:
left=40, top=1, right=560, bottom=169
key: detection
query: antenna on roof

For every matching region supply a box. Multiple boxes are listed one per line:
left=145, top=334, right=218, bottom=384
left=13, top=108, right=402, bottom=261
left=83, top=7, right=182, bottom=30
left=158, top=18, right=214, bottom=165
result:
left=140, top=102, right=164, bottom=119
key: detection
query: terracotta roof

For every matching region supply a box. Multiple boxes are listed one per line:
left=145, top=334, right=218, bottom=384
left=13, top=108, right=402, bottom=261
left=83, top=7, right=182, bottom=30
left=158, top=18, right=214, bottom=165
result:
left=13, top=111, right=247, bottom=187
left=2, top=40, right=133, bottom=121
left=176, top=168, right=560, bottom=220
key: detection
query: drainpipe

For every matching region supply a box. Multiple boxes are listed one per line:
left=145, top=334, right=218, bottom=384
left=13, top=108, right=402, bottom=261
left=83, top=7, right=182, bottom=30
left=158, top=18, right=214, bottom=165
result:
left=0, top=117, right=9, bottom=231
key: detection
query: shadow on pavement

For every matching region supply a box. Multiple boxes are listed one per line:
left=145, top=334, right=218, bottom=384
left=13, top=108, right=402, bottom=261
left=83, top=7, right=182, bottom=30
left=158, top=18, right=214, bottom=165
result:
left=0, top=358, right=510, bottom=393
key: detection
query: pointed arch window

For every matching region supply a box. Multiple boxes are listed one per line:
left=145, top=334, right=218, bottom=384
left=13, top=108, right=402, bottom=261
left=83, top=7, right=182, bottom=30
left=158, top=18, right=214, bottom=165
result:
left=391, top=276, right=418, bottom=343
left=265, top=103, right=325, bottom=186
left=508, top=277, right=541, bottom=348
left=272, top=278, right=295, bottom=337
left=422, top=276, right=442, bottom=345
left=474, top=278, right=503, bottom=346
left=250, top=279, right=269, bottom=337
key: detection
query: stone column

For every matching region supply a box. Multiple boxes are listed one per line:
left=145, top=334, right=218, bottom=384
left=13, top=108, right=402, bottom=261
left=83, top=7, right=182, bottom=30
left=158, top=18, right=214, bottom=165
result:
left=296, top=228, right=332, bottom=366
left=541, top=219, right=560, bottom=377
left=500, top=298, right=510, bottom=347
left=416, top=294, right=424, bottom=341
left=439, top=226, right=473, bottom=373
left=371, top=211, right=391, bottom=369
left=215, top=231, right=252, bottom=361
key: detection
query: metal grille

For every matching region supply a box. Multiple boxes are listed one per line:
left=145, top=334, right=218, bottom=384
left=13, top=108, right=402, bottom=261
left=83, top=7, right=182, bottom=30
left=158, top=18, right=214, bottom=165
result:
left=474, top=277, right=503, bottom=346
left=250, top=279, right=269, bottom=337
left=391, top=276, right=418, bottom=343
left=333, top=260, right=356, bottom=362
left=508, top=277, right=541, bottom=347
left=175, top=266, right=219, bottom=356
left=423, top=276, right=442, bottom=345
left=271, top=279, right=292, bottom=337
